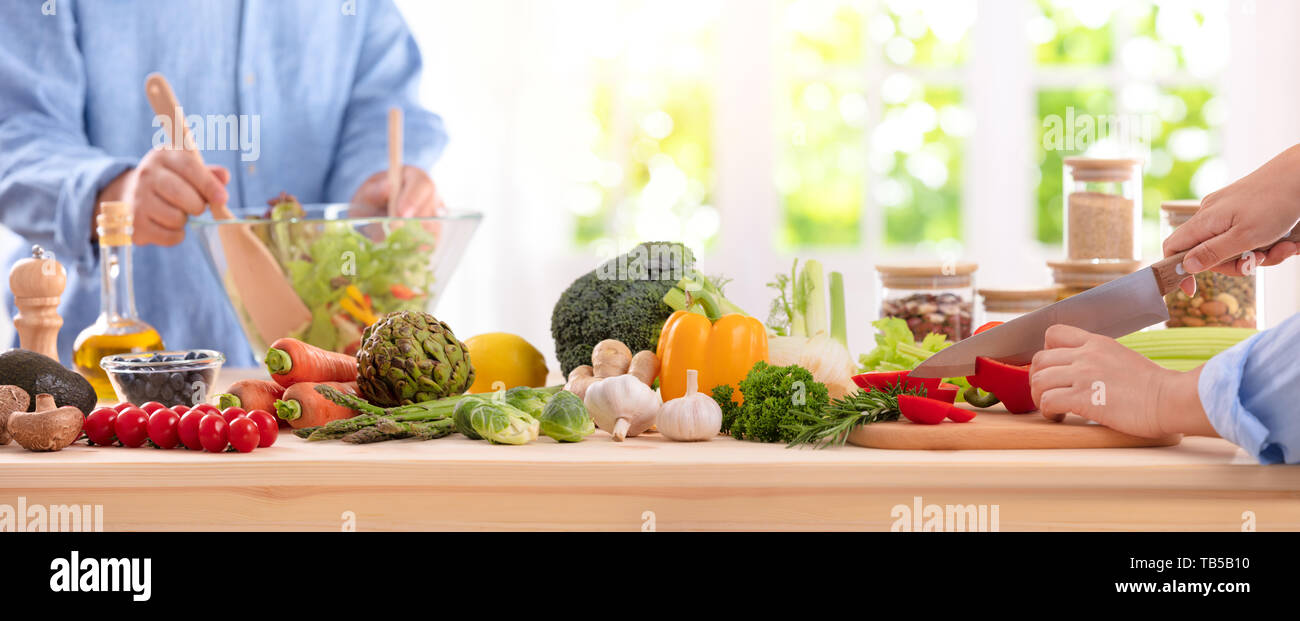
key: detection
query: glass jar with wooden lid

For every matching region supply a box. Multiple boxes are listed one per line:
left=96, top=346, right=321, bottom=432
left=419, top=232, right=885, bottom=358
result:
left=876, top=261, right=977, bottom=343
left=978, top=287, right=1059, bottom=324
left=1160, top=199, right=1257, bottom=328
left=1047, top=259, right=1141, bottom=301
left=1063, top=157, right=1143, bottom=261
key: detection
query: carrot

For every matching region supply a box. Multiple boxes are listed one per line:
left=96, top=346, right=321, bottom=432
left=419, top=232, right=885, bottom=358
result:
left=273, top=381, right=360, bottom=429
left=265, top=337, right=358, bottom=388
left=215, top=379, right=285, bottom=412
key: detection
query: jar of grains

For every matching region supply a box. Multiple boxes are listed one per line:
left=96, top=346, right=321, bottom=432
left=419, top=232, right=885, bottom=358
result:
left=1063, top=157, right=1143, bottom=261
left=876, top=262, right=977, bottom=343
left=978, top=287, right=1060, bottom=324
left=1048, top=259, right=1141, bottom=301
left=1161, top=200, right=1257, bottom=328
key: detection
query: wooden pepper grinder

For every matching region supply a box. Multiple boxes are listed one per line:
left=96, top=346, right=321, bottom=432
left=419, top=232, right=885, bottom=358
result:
left=10, top=245, right=66, bottom=362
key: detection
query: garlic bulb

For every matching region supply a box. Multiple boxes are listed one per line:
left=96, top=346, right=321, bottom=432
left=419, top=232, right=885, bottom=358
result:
left=656, top=369, right=721, bottom=442
left=583, top=374, right=660, bottom=441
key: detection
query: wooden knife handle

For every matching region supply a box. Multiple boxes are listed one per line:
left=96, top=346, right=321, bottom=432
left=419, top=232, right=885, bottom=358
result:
left=144, top=73, right=234, bottom=220
left=1151, top=221, right=1300, bottom=295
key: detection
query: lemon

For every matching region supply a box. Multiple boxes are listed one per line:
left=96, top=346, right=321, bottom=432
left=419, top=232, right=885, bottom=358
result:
left=465, top=333, right=549, bottom=393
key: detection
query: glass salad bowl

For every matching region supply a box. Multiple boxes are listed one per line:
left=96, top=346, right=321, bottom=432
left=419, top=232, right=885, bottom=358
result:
left=192, top=203, right=481, bottom=362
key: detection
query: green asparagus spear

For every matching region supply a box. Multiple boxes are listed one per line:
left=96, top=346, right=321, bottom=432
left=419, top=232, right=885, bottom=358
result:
left=340, top=419, right=455, bottom=444
left=315, top=385, right=470, bottom=418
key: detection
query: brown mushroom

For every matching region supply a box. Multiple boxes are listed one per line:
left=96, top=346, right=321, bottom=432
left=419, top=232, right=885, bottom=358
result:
left=0, top=385, right=31, bottom=445
left=7, top=393, right=83, bottom=452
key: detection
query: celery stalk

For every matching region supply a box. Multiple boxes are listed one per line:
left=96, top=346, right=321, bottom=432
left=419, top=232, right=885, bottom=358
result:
left=802, top=259, right=828, bottom=338
left=829, top=271, right=846, bottom=347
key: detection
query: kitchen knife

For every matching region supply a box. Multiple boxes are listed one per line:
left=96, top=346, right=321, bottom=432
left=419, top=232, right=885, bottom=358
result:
left=910, top=223, right=1300, bottom=379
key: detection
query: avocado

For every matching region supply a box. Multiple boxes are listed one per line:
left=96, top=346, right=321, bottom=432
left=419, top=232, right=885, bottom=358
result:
left=0, top=349, right=96, bottom=415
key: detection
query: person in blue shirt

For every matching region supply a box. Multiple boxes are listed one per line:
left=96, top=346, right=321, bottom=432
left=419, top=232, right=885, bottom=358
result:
left=1031, top=145, right=1300, bottom=464
left=0, top=0, right=447, bottom=368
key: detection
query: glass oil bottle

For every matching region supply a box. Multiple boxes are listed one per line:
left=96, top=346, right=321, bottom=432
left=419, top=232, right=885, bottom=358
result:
left=73, top=201, right=165, bottom=400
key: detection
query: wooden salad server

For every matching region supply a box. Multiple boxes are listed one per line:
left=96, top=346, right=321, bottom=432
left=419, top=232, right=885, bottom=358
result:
left=388, top=107, right=403, bottom=214
left=144, top=73, right=312, bottom=347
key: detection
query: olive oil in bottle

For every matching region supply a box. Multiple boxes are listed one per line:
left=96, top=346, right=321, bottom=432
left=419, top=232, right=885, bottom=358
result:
left=73, top=201, right=165, bottom=400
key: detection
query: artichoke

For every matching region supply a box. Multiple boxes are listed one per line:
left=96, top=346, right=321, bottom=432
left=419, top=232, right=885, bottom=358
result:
left=357, top=311, right=475, bottom=406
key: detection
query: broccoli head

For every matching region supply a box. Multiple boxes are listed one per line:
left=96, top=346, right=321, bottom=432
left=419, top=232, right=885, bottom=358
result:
left=728, top=361, right=830, bottom=443
left=551, top=242, right=696, bottom=376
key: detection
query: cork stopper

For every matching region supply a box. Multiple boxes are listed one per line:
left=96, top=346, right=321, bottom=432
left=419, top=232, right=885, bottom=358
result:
left=98, top=201, right=133, bottom=246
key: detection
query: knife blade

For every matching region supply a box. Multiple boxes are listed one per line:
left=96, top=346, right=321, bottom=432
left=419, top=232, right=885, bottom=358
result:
left=908, top=267, right=1170, bottom=378
left=910, top=221, right=1300, bottom=379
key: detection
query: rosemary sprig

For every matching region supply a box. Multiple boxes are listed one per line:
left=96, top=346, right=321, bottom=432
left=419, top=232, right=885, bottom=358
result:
left=784, top=384, right=926, bottom=449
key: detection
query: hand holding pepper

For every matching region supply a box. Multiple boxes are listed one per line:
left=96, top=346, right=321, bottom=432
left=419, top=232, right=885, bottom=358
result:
left=1029, top=325, right=1216, bottom=439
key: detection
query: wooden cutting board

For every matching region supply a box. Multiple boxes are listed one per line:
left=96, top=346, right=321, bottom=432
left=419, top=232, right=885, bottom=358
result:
left=848, top=406, right=1181, bottom=450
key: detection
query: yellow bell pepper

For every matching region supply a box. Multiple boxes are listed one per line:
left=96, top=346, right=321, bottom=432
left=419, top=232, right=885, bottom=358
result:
left=656, top=310, right=768, bottom=404
left=339, top=285, right=379, bottom=326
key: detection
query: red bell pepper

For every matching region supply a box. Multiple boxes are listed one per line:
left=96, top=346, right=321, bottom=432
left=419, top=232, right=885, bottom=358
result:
left=390, top=284, right=417, bottom=300
left=852, top=371, right=908, bottom=391
left=946, top=407, right=977, bottom=423
left=898, top=395, right=952, bottom=425
left=852, top=371, right=941, bottom=398
left=932, top=382, right=959, bottom=404
left=966, top=356, right=1036, bottom=414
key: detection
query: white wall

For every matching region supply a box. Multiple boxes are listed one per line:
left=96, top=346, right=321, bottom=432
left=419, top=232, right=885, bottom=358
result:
left=1225, top=0, right=1300, bottom=328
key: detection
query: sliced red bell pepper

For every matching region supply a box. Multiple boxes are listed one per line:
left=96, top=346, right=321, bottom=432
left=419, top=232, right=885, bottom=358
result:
left=390, top=284, right=417, bottom=300
left=852, top=371, right=941, bottom=399
left=974, top=321, right=1003, bottom=335
left=898, top=395, right=951, bottom=425
left=946, top=407, right=977, bottom=423
left=966, top=356, right=1035, bottom=414
left=852, top=371, right=908, bottom=391
left=932, top=382, right=959, bottom=404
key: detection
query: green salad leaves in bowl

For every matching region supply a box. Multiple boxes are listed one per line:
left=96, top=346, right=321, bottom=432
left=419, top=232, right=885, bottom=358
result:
left=192, top=194, right=481, bottom=359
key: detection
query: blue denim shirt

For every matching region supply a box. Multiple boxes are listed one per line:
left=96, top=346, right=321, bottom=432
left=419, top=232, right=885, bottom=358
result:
left=0, top=0, right=446, bottom=367
left=1199, top=312, right=1300, bottom=464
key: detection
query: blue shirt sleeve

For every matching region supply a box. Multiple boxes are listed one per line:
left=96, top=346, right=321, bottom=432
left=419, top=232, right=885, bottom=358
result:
left=324, top=0, right=448, bottom=203
left=1199, top=312, right=1300, bottom=464
left=0, top=1, right=134, bottom=275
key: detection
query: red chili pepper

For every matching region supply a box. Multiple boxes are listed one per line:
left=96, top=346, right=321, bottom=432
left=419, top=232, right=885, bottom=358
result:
left=966, top=356, right=1035, bottom=413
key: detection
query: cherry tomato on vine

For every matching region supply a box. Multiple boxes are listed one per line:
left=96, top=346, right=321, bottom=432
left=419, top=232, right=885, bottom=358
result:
left=112, top=402, right=136, bottom=413
left=147, top=408, right=181, bottom=449
left=178, top=410, right=207, bottom=450
left=227, top=418, right=259, bottom=453
left=84, top=407, right=119, bottom=446
left=198, top=413, right=228, bottom=453
left=245, top=410, right=278, bottom=448
left=114, top=407, right=150, bottom=448
left=171, top=404, right=191, bottom=416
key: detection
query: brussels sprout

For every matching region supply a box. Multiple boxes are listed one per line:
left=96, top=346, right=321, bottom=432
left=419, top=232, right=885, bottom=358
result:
left=539, top=391, right=596, bottom=443
left=505, top=386, right=554, bottom=420
left=453, top=397, right=538, bottom=445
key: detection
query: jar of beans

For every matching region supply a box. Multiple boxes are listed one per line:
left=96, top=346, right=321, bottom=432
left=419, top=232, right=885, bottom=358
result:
left=978, top=287, right=1060, bottom=324
left=876, top=262, right=977, bottom=343
left=1064, top=157, right=1143, bottom=262
left=1161, top=200, right=1257, bottom=328
left=1048, top=259, right=1141, bottom=301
